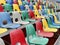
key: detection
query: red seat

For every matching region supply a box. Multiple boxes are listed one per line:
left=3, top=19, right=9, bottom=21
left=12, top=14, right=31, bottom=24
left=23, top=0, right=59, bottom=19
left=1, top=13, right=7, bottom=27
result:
left=0, top=5, right=4, bottom=12
left=27, top=0, right=30, bottom=2
left=10, top=29, right=27, bottom=45
left=28, top=10, right=35, bottom=19
left=36, top=21, right=54, bottom=37
left=13, top=0, right=18, bottom=4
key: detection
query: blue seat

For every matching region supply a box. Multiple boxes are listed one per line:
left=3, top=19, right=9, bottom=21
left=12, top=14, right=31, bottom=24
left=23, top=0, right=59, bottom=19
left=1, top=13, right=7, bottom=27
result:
left=46, top=16, right=60, bottom=28
left=42, top=5, right=45, bottom=9
left=0, top=12, right=20, bottom=28
left=49, top=15, right=60, bottom=26
left=6, top=0, right=13, bottom=5
left=20, top=5, right=25, bottom=11
left=41, top=9, right=48, bottom=16
left=29, top=5, right=33, bottom=10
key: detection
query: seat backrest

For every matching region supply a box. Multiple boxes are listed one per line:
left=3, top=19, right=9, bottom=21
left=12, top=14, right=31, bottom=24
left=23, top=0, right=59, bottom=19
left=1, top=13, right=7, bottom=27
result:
left=39, top=5, right=42, bottom=10
left=0, top=0, right=6, bottom=5
left=13, top=0, right=18, bottom=4
left=46, top=16, right=52, bottom=25
left=18, top=0, right=22, bottom=5
left=20, top=5, right=25, bottom=11
left=6, top=0, right=13, bottom=4
left=42, top=9, right=48, bottom=15
left=49, top=15, right=55, bottom=23
left=26, top=24, right=36, bottom=43
left=0, top=12, right=12, bottom=26
left=28, top=10, right=35, bottom=19
left=34, top=10, right=40, bottom=18
left=0, top=38, right=5, bottom=45
left=42, top=5, right=45, bottom=9
left=0, top=5, right=4, bottom=12
left=29, top=5, right=33, bottom=10
left=4, top=4, right=12, bottom=12
left=21, top=10, right=29, bottom=21
left=13, top=4, right=20, bottom=12
left=50, top=9, right=55, bottom=14
left=10, top=29, right=27, bottom=45
left=42, top=19, right=49, bottom=28
left=54, top=15, right=59, bottom=23
left=36, top=21, right=43, bottom=32
left=25, top=5, right=29, bottom=10
left=12, top=11, right=22, bottom=23
left=33, top=5, right=37, bottom=10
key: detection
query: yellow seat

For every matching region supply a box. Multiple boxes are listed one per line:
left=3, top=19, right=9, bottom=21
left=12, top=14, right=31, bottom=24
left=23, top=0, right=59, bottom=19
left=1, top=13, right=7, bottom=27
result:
left=13, top=4, right=20, bottom=12
left=34, top=10, right=44, bottom=19
left=53, top=15, right=60, bottom=24
left=42, top=19, right=57, bottom=32
left=33, top=5, right=37, bottom=10
left=18, top=0, right=22, bottom=5
left=0, top=28, right=7, bottom=34
left=48, top=9, right=51, bottom=14
left=0, top=0, right=6, bottom=5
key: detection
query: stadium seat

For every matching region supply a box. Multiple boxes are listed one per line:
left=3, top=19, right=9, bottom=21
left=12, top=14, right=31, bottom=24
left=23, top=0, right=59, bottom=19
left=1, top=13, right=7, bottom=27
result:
left=13, top=4, right=20, bottom=12
left=36, top=21, right=54, bottom=37
left=0, top=12, right=20, bottom=28
left=42, top=19, right=57, bottom=32
left=26, top=24, right=49, bottom=45
left=10, top=29, right=27, bottom=45
left=11, top=11, right=29, bottom=24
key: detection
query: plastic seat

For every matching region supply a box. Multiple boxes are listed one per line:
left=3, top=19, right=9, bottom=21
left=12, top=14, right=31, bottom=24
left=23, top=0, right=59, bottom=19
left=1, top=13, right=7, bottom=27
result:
left=42, top=19, right=57, bottom=32
left=51, top=9, right=60, bottom=24
left=53, top=15, right=60, bottom=24
left=46, top=16, right=60, bottom=28
left=4, top=4, right=12, bottom=12
left=18, top=0, right=22, bottom=5
left=49, top=9, right=60, bottom=24
left=39, top=5, right=42, bottom=10
left=49, top=15, right=60, bottom=26
left=13, top=4, right=20, bottom=12
left=13, top=0, right=18, bottom=4
left=34, top=10, right=44, bottom=19
left=6, top=0, right=13, bottom=4
left=22, top=1, right=27, bottom=5
left=0, top=12, right=20, bottom=28
left=10, top=29, right=27, bottom=45
left=33, top=5, right=37, bottom=10
left=20, top=5, right=25, bottom=11
left=0, top=38, right=5, bottom=45
left=36, top=21, right=54, bottom=37
left=41, top=9, right=48, bottom=16
left=0, top=0, right=6, bottom=5
left=0, top=5, right=4, bottom=12
left=0, top=28, right=7, bottom=34
left=21, top=10, right=35, bottom=22
left=28, top=10, right=35, bottom=19
left=26, top=24, right=49, bottom=45
left=11, top=11, right=29, bottom=24
left=29, top=5, right=33, bottom=10
left=25, top=5, right=29, bottom=10
left=42, top=5, right=45, bottom=9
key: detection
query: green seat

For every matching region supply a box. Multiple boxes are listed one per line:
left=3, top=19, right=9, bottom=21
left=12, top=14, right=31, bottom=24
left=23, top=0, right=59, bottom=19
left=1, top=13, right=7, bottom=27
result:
left=21, top=10, right=35, bottom=22
left=26, top=24, right=49, bottom=45
left=22, top=1, right=26, bottom=5
left=3, top=4, right=12, bottom=12
left=46, top=16, right=60, bottom=28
